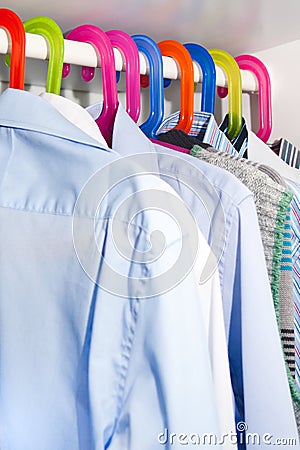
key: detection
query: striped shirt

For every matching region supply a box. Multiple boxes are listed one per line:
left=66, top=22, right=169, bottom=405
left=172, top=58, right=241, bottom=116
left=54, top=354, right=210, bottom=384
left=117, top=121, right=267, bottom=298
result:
left=286, top=179, right=300, bottom=391
left=281, top=209, right=295, bottom=377
left=219, top=114, right=248, bottom=158
left=271, top=139, right=300, bottom=169
left=157, top=111, right=239, bottom=156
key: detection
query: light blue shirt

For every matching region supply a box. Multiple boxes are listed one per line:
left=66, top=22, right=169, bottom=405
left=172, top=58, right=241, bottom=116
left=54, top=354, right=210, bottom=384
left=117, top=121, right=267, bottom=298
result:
left=88, top=102, right=299, bottom=448
left=0, top=89, right=223, bottom=449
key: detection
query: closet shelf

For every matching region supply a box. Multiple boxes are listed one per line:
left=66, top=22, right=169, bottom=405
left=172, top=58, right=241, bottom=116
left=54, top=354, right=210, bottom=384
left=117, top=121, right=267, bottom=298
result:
left=0, top=28, right=258, bottom=92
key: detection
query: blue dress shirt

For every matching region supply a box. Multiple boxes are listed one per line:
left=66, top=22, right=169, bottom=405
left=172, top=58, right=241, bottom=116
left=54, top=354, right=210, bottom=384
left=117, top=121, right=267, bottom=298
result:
left=87, top=102, right=300, bottom=448
left=0, top=89, right=223, bottom=449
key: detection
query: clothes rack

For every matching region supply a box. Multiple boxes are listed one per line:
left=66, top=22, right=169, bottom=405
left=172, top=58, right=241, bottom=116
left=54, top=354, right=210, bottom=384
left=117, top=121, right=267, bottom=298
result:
left=0, top=28, right=258, bottom=92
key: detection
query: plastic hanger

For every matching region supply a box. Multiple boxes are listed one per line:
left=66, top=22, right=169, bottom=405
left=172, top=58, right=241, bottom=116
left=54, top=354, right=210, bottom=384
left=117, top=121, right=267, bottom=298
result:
left=184, top=43, right=216, bottom=114
left=8, top=17, right=106, bottom=145
left=131, top=34, right=164, bottom=138
left=105, top=30, right=140, bottom=123
left=6, top=15, right=64, bottom=93
left=0, top=8, right=25, bottom=89
left=163, top=43, right=216, bottom=114
left=62, top=25, right=118, bottom=147
left=211, top=53, right=298, bottom=182
left=209, top=49, right=242, bottom=140
left=23, top=17, right=64, bottom=95
left=80, top=30, right=141, bottom=123
left=217, top=54, right=272, bottom=143
left=158, top=40, right=194, bottom=133
left=82, top=65, right=121, bottom=85
left=80, top=48, right=120, bottom=83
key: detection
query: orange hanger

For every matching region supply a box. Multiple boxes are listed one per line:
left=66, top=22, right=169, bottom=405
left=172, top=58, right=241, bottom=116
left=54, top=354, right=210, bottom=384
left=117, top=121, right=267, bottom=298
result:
left=158, top=40, right=194, bottom=133
left=0, top=8, right=25, bottom=89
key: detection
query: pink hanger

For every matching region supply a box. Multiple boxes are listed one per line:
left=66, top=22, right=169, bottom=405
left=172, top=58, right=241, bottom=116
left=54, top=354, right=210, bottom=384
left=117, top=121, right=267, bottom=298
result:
left=80, top=30, right=141, bottom=123
left=218, top=54, right=272, bottom=143
left=62, top=25, right=118, bottom=146
left=106, top=30, right=140, bottom=123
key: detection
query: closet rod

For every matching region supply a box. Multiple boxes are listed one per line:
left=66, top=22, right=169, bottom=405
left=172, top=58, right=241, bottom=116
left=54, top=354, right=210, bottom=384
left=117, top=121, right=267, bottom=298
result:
left=0, top=29, right=258, bottom=92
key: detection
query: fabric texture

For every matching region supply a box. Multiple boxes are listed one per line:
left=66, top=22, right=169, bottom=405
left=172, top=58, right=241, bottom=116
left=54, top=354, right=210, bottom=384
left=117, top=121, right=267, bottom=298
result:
left=88, top=103, right=237, bottom=443
left=0, top=89, right=226, bottom=450
left=280, top=210, right=296, bottom=375
left=191, top=145, right=300, bottom=414
left=279, top=211, right=300, bottom=434
left=87, top=101, right=300, bottom=448
left=219, top=114, right=248, bottom=157
left=156, top=110, right=239, bottom=155
left=286, top=180, right=300, bottom=393
left=156, top=128, right=204, bottom=149
left=252, top=164, right=299, bottom=433
left=270, top=138, right=300, bottom=169
left=156, top=127, right=204, bottom=150
left=254, top=163, right=295, bottom=376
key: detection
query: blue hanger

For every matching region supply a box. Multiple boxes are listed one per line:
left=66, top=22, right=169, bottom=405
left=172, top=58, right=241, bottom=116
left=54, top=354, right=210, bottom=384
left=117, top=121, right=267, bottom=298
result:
left=184, top=43, right=216, bottom=114
left=164, top=43, right=216, bottom=114
left=132, top=34, right=164, bottom=138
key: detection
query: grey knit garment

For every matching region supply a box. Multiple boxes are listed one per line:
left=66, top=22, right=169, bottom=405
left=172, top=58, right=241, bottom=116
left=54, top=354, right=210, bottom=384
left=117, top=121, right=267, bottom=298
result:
left=190, top=146, right=292, bottom=285
left=252, top=164, right=299, bottom=434
left=190, top=145, right=300, bottom=416
left=279, top=211, right=296, bottom=374
left=250, top=163, right=295, bottom=375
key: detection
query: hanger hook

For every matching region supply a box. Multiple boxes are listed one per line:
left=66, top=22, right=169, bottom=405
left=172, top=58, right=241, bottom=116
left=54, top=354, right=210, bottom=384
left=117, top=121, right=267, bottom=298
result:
left=62, top=25, right=118, bottom=146
left=218, top=54, right=272, bottom=143
left=0, top=8, right=25, bottom=89
left=79, top=30, right=141, bottom=123
left=209, top=49, right=242, bottom=140
left=184, top=43, right=216, bottom=114
left=132, top=34, right=164, bottom=138
left=106, top=30, right=140, bottom=123
left=158, top=40, right=194, bottom=133
left=25, top=17, right=64, bottom=95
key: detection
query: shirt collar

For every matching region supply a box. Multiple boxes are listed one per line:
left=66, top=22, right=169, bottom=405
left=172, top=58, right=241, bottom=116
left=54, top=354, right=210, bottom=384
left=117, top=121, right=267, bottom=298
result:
left=112, top=102, right=156, bottom=155
left=157, top=110, right=212, bottom=136
left=87, top=101, right=156, bottom=155
left=0, top=88, right=111, bottom=151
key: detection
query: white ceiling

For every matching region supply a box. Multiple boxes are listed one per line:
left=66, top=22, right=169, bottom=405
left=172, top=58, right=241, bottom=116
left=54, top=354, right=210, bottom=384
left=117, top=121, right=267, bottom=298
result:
left=4, top=0, right=300, bottom=55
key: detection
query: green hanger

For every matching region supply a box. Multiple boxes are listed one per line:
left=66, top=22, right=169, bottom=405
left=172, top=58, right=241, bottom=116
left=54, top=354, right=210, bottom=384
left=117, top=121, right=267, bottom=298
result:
left=7, top=16, right=64, bottom=95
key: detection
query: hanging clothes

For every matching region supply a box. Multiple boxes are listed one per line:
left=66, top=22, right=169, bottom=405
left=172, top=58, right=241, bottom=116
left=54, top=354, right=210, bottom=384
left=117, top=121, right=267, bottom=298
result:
left=87, top=100, right=300, bottom=448
left=270, top=138, right=300, bottom=169
left=252, top=163, right=295, bottom=378
left=219, top=114, right=248, bottom=157
left=190, top=145, right=300, bottom=428
left=87, top=102, right=237, bottom=445
left=285, top=180, right=300, bottom=390
left=0, top=89, right=227, bottom=449
left=156, top=110, right=239, bottom=155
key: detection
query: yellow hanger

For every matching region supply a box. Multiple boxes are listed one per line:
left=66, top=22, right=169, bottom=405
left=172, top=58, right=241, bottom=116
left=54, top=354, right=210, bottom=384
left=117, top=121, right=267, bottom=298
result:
left=209, top=49, right=242, bottom=140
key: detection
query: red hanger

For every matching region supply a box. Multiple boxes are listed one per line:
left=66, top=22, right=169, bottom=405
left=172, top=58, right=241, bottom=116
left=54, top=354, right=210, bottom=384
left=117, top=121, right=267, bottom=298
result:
left=0, top=8, right=25, bottom=89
